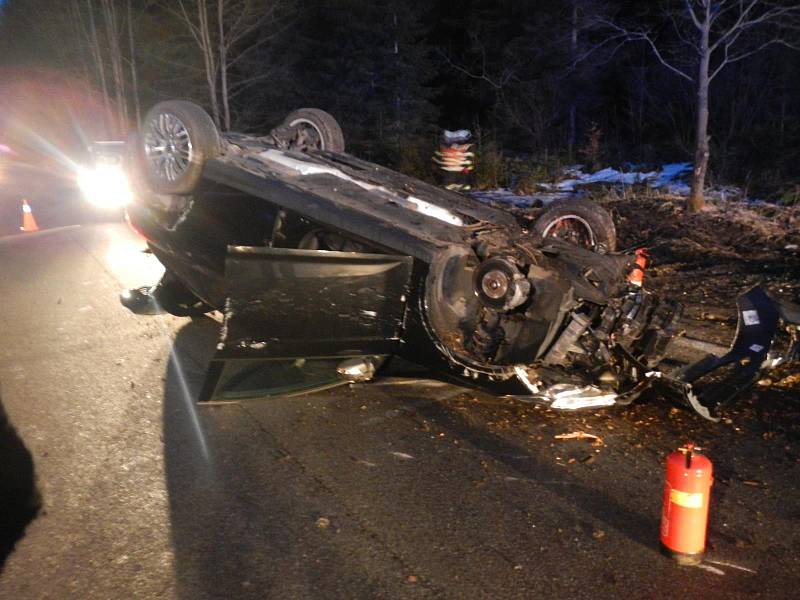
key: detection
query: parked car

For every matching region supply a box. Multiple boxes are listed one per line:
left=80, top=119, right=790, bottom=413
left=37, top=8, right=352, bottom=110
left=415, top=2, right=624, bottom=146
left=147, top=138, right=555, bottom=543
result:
left=121, top=100, right=799, bottom=421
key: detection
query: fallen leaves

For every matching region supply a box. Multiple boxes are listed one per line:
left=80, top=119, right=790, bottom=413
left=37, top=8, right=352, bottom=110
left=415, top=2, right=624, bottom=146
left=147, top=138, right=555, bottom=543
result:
left=741, top=480, right=767, bottom=488
left=773, top=372, right=800, bottom=388
left=554, top=431, right=603, bottom=445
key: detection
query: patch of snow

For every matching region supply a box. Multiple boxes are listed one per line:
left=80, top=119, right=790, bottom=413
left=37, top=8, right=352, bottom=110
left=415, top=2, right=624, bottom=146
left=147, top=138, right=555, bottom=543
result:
left=550, top=163, right=690, bottom=192
left=557, top=166, right=659, bottom=190
left=705, top=185, right=745, bottom=202
left=665, top=182, right=691, bottom=196
left=470, top=188, right=566, bottom=208
left=562, top=164, right=586, bottom=177
left=473, top=161, right=696, bottom=205
left=470, top=161, right=762, bottom=207
left=651, top=162, right=692, bottom=188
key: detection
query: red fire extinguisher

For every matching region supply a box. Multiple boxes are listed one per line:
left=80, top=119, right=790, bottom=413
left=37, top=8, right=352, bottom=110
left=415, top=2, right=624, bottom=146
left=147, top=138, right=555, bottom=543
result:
left=660, top=444, right=713, bottom=565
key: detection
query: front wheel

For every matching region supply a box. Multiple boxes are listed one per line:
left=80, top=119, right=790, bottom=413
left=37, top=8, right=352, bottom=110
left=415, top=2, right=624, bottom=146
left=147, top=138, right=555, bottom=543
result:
left=138, top=100, right=220, bottom=195
left=531, top=198, right=616, bottom=253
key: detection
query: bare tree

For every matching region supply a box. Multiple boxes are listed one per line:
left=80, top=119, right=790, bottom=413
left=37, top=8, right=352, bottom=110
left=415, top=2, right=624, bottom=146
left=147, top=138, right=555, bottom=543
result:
left=165, top=0, right=288, bottom=130
left=218, top=0, right=287, bottom=130
left=597, top=1, right=800, bottom=211
left=67, top=0, right=94, bottom=87
left=100, top=0, right=130, bottom=131
left=83, top=0, right=113, bottom=129
left=565, top=1, right=612, bottom=158
left=70, top=0, right=135, bottom=134
left=164, top=1, right=220, bottom=125
left=568, top=3, right=579, bottom=159
left=127, top=0, right=142, bottom=126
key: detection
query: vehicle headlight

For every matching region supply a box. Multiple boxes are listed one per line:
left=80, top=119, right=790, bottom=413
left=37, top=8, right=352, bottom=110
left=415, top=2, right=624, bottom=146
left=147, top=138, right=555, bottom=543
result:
left=77, top=163, right=133, bottom=209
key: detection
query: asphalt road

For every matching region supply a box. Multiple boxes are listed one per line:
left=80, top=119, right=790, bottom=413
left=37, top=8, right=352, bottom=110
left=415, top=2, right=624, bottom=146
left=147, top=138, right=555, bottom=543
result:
left=0, top=223, right=799, bottom=599
left=0, top=163, right=89, bottom=238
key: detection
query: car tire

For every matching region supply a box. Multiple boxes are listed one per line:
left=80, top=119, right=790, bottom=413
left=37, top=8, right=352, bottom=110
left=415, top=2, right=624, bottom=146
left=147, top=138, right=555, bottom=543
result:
left=531, top=198, right=616, bottom=253
left=138, top=100, right=220, bottom=195
left=280, top=108, right=345, bottom=153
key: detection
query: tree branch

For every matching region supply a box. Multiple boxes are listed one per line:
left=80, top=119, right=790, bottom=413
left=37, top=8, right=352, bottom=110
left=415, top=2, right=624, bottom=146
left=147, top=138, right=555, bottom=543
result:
left=710, top=36, right=800, bottom=80
left=437, top=48, right=513, bottom=90
left=593, top=18, right=694, bottom=82
left=227, top=70, right=276, bottom=93
left=711, top=0, right=781, bottom=51
left=685, top=0, right=704, bottom=30
left=670, top=11, right=700, bottom=49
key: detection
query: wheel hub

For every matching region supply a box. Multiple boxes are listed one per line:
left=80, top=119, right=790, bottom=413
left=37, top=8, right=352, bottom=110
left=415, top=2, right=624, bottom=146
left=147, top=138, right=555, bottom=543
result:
left=481, top=270, right=510, bottom=300
left=541, top=215, right=596, bottom=250
left=144, top=112, right=193, bottom=182
left=288, top=120, right=324, bottom=151
left=474, top=257, right=531, bottom=312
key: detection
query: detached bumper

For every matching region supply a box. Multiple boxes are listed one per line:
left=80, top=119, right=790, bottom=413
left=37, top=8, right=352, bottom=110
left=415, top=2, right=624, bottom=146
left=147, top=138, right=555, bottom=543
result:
left=664, top=286, right=799, bottom=421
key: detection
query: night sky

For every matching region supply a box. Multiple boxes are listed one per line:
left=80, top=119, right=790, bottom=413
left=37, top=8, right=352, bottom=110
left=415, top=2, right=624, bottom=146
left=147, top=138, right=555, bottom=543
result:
left=0, top=0, right=798, bottom=197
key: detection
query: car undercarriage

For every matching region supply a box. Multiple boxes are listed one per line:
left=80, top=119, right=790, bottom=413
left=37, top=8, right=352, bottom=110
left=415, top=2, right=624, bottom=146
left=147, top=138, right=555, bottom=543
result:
left=118, top=100, right=799, bottom=421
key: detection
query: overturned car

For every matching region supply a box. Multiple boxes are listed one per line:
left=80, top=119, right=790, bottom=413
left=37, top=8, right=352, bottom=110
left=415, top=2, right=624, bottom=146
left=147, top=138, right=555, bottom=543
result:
left=121, top=100, right=799, bottom=421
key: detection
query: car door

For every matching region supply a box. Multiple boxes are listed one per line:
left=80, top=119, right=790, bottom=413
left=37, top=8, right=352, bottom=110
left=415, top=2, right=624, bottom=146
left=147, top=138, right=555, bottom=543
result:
left=198, top=246, right=413, bottom=402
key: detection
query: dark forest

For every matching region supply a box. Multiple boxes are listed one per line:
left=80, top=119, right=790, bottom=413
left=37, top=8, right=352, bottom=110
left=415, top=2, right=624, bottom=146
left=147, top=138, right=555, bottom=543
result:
left=1, top=0, right=799, bottom=205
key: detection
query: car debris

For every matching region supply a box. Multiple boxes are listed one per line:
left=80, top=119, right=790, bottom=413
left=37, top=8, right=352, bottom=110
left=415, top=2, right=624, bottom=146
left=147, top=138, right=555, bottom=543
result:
left=390, top=452, right=415, bottom=461
left=537, top=384, right=618, bottom=411
left=119, top=100, right=800, bottom=421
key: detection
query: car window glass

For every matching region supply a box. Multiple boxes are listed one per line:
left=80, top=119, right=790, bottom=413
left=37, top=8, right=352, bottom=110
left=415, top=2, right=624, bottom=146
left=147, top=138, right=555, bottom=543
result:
left=206, top=357, right=379, bottom=401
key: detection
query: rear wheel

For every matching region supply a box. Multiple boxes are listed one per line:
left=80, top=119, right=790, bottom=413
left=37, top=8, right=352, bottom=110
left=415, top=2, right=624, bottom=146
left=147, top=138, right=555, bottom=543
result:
left=138, top=100, right=220, bottom=195
left=531, top=198, right=616, bottom=253
left=273, top=108, right=345, bottom=153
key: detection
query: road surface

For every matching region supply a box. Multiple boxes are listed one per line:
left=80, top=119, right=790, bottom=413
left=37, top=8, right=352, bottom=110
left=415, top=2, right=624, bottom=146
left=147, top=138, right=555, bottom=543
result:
left=0, top=223, right=798, bottom=599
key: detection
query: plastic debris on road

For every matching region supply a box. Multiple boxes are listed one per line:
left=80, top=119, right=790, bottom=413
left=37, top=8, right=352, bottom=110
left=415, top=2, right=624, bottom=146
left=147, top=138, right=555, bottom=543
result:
left=537, top=383, right=617, bottom=410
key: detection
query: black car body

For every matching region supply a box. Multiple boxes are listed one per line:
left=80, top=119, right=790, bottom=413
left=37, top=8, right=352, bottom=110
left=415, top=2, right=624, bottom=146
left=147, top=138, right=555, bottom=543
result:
left=122, top=101, right=799, bottom=420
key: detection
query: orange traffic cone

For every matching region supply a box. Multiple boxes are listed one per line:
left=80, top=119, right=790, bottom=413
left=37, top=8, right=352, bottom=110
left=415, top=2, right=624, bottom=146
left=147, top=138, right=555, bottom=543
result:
left=20, top=199, right=39, bottom=233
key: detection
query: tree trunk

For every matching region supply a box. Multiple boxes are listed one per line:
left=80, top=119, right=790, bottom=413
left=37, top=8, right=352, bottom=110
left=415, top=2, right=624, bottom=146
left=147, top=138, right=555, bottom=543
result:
left=688, top=8, right=711, bottom=213
left=198, top=0, right=221, bottom=127
left=101, top=0, right=129, bottom=133
left=68, top=0, right=93, bottom=87
left=85, top=0, right=112, bottom=132
left=218, top=0, right=231, bottom=130
left=567, top=3, right=578, bottom=160
left=127, top=0, right=141, bottom=127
